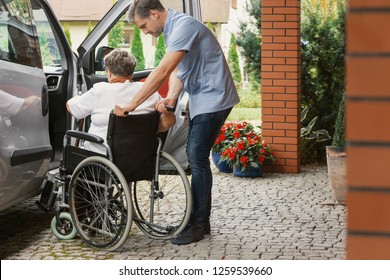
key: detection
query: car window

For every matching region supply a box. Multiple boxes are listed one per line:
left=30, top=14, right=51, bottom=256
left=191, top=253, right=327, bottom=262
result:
left=31, top=0, right=63, bottom=71
left=0, top=0, right=42, bottom=68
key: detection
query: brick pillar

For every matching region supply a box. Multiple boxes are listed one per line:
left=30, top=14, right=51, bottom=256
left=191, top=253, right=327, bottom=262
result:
left=347, top=0, right=390, bottom=259
left=261, top=0, right=301, bottom=173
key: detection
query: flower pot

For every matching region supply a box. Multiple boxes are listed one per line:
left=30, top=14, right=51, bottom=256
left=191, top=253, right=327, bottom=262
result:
left=211, top=152, right=233, bottom=173
left=233, top=166, right=263, bottom=178
left=326, top=146, right=347, bottom=205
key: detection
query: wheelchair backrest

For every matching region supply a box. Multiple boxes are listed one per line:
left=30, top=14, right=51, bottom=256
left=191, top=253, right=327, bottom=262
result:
left=107, top=111, right=160, bottom=182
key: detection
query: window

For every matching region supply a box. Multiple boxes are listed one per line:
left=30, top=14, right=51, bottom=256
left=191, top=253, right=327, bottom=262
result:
left=0, top=0, right=42, bottom=68
left=31, top=0, right=62, bottom=69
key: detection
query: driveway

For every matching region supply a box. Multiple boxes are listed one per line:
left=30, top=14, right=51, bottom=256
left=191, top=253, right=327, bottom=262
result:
left=0, top=164, right=345, bottom=260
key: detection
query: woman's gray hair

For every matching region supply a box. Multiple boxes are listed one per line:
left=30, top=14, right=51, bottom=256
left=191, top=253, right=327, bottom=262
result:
left=104, top=49, right=137, bottom=77
left=128, top=0, right=165, bottom=22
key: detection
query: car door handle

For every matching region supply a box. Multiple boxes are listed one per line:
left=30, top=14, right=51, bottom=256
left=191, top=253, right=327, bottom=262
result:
left=41, top=84, right=49, bottom=116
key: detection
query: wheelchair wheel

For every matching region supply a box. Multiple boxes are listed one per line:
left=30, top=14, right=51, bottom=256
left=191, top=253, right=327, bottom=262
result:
left=131, top=151, right=191, bottom=239
left=51, top=212, right=78, bottom=240
left=68, top=156, right=132, bottom=251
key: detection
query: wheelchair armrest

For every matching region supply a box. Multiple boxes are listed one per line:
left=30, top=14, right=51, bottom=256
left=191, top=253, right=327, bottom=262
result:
left=65, top=130, right=104, bottom=144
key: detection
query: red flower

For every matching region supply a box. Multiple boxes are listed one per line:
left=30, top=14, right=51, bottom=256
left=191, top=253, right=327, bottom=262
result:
left=237, top=141, right=245, bottom=151
left=248, top=139, right=257, bottom=146
left=226, top=147, right=236, bottom=160
left=233, top=131, right=241, bottom=138
left=258, top=155, right=265, bottom=163
left=221, top=149, right=227, bottom=156
left=240, top=156, right=248, bottom=164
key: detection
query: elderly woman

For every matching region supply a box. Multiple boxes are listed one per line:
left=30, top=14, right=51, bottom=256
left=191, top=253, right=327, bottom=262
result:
left=66, top=49, right=175, bottom=154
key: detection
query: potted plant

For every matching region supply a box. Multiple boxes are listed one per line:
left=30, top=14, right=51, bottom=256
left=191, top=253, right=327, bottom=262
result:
left=326, top=93, right=346, bottom=204
left=220, top=126, right=276, bottom=178
left=212, top=121, right=254, bottom=173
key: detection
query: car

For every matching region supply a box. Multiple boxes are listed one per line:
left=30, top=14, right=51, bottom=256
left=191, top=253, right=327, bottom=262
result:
left=0, top=0, right=198, bottom=212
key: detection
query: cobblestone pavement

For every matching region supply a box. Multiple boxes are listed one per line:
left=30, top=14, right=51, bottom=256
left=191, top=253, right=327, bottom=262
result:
left=0, top=164, right=346, bottom=260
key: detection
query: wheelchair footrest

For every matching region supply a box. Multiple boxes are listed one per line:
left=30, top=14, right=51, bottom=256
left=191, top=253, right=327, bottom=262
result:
left=36, top=179, right=57, bottom=213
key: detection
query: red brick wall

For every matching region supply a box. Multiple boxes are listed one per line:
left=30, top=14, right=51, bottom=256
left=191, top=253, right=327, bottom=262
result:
left=346, top=0, right=390, bottom=259
left=261, top=0, right=301, bottom=173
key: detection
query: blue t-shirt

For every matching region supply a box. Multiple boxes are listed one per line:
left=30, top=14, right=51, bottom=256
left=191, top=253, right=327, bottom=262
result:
left=163, top=9, right=239, bottom=119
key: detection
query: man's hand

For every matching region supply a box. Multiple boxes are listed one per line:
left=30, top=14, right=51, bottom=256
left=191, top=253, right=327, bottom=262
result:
left=161, top=97, right=176, bottom=107
left=155, top=102, right=168, bottom=114
left=114, top=103, right=136, bottom=117
left=155, top=98, right=176, bottom=113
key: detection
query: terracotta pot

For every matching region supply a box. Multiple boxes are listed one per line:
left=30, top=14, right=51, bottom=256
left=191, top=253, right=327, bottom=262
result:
left=326, top=146, right=347, bottom=204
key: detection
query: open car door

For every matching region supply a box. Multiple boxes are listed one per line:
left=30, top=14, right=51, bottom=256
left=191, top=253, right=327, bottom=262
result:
left=0, top=0, right=78, bottom=211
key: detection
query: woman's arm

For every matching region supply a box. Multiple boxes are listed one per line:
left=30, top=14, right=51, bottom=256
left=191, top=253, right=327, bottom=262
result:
left=155, top=102, right=176, bottom=132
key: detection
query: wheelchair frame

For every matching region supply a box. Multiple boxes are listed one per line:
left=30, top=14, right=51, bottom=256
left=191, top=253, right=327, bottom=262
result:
left=37, top=113, right=192, bottom=251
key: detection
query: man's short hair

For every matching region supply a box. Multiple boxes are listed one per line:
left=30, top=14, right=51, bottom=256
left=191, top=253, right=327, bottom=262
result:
left=128, top=0, right=165, bottom=22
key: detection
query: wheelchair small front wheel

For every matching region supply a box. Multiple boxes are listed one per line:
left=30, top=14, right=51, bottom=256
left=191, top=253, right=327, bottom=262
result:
left=51, top=212, right=77, bottom=240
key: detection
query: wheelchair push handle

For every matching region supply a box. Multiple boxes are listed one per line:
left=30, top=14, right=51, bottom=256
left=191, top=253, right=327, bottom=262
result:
left=165, top=105, right=175, bottom=112
left=124, top=105, right=174, bottom=116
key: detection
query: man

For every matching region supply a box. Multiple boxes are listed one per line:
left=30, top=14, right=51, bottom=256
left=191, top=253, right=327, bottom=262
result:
left=114, top=0, right=239, bottom=245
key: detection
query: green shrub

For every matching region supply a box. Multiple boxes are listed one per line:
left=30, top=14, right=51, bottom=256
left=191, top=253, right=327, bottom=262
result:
left=87, top=21, right=93, bottom=35
left=109, top=21, right=124, bottom=48
left=301, top=0, right=346, bottom=161
left=236, top=0, right=261, bottom=86
left=63, top=23, right=72, bottom=47
left=228, top=34, right=242, bottom=86
left=131, top=26, right=145, bottom=70
left=332, top=93, right=345, bottom=147
left=154, top=34, right=166, bottom=67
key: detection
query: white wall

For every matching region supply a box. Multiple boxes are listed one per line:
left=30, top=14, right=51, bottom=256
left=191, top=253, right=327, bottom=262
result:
left=219, top=0, right=249, bottom=82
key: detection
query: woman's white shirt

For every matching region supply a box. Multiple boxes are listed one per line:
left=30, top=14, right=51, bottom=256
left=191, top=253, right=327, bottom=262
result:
left=67, top=80, right=161, bottom=154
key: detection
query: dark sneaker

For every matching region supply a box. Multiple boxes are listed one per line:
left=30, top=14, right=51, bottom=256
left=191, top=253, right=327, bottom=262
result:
left=170, top=225, right=205, bottom=245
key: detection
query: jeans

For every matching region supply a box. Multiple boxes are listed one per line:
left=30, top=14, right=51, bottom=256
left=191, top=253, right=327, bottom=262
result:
left=186, top=107, right=232, bottom=228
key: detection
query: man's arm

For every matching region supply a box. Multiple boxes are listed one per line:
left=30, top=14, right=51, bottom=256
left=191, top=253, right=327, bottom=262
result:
left=164, top=68, right=184, bottom=106
left=114, top=50, right=185, bottom=116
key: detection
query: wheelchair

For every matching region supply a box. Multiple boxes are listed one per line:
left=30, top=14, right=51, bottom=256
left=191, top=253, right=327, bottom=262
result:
left=37, top=111, right=192, bottom=251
